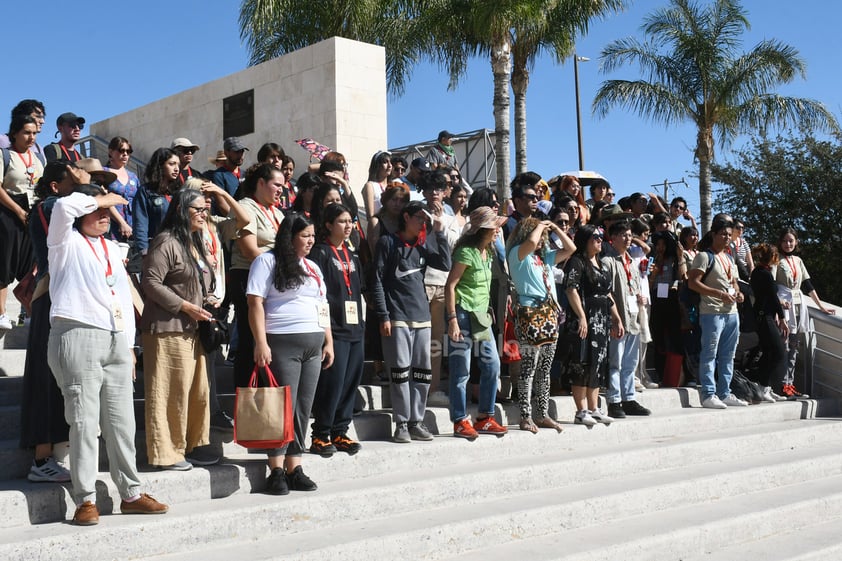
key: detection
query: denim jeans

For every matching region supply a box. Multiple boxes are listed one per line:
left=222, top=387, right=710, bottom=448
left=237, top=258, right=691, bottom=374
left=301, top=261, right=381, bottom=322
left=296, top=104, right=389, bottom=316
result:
left=447, top=306, right=500, bottom=422
left=698, top=313, right=740, bottom=400
left=607, top=332, right=640, bottom=404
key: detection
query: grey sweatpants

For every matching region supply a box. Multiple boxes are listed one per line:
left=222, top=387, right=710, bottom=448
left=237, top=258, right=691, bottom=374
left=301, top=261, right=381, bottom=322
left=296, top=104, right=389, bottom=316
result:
left=382, top=326, right=431, bottom=424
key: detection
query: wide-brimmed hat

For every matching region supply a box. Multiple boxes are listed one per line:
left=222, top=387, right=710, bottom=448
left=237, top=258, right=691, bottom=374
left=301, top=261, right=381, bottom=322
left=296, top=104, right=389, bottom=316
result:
left=599, top=203, right=634, bottom=224
left=75, top=158, right=117, bottom=185
left=208, top=150, right=227, bottom=164
left=171, top=137, right=200, bottom=152
left=466, top=206, right=507, bottom=235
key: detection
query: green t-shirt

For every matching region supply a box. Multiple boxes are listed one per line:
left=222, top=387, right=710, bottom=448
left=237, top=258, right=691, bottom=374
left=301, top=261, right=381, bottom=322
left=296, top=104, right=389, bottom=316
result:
left=453, top=246, right=492, bottom=312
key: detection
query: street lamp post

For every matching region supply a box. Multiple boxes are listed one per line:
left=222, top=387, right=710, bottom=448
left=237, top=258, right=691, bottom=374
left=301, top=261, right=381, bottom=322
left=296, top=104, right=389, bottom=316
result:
left=574, top=54, right=590, bottom=171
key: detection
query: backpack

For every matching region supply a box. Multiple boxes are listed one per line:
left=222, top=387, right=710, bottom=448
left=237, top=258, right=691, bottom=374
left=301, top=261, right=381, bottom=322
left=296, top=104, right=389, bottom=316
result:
left=1, top=147, right=47, bottom=171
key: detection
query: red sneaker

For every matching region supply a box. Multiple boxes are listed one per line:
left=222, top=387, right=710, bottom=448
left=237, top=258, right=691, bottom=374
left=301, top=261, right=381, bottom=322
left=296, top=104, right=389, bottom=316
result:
left=473, top=416, right=508, bottom=437
left=453, top=418, right=478, bottom=441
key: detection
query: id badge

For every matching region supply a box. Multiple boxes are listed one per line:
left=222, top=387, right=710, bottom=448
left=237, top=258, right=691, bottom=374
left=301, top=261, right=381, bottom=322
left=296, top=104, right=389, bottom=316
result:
left=657, top=283, right=669, bottom=299
left=627, top=294, right=639, bottom=314
left=344, top=301, right=359, bottom=324
left=111, top=300, right=125, bottom=332
left=317, top=302, right=331, bottom=328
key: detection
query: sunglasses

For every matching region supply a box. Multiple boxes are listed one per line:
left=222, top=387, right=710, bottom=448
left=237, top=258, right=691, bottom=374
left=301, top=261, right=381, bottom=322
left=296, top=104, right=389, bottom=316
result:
left=522, top=194, right=538, bottom=201
left=556, top=220, right=569, bottom=226
left=671, top=204, right=686, bottom=210
left=606, top=192, right=615, bottom=197
left=592, top=233, right=604, bottom=241
left=117, top=148, right=133, bottom=155
left=69, top=123, right=84, bottom=130
left=178, top=148, right=197, bottom=155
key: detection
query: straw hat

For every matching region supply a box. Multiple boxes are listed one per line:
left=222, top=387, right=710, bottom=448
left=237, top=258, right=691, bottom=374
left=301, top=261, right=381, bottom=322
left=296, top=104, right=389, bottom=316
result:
left=75, top=158, right=117, bottom=185
left=208, top=150, right=227, bottom=165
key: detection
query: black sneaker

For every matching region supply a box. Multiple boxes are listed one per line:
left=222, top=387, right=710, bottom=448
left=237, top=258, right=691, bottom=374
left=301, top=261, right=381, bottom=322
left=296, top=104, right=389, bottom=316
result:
left=265, top=467, right=289, bottom=495
left=287, top=465, right=318, bottom=492
left=309, top=436, right=337, bottom=457
left=622, top=400, right=652, bottom=416
left=607, top=402, right=626, bottom=419
left=185, top=447, right=220, bottom=466
left=332, top=434, right=362, bottom=455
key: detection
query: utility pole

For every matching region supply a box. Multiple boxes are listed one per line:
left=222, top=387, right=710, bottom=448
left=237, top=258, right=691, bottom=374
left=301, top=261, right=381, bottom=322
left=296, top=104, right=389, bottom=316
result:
left=574, top=54, right=589, bottom=171
left=650, top=178, right=688, bottom=202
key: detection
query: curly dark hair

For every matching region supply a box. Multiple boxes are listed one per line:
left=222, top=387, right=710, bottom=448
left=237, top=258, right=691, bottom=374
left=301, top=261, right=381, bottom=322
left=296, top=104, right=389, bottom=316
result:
left=271, top=212, right=313, bottom=292
left=240, top=163, right=281, bottom=201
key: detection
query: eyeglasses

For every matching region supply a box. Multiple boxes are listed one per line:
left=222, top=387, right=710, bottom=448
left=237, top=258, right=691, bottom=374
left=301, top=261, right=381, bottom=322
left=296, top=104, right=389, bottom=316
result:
left=117, top=148, right=133, bottom=155
left=189, top=206, right=208, bottom=215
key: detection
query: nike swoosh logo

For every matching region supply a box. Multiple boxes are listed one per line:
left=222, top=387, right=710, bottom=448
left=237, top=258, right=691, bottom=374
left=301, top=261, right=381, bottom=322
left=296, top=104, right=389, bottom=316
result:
left=395, top=267, right=422, bottom=279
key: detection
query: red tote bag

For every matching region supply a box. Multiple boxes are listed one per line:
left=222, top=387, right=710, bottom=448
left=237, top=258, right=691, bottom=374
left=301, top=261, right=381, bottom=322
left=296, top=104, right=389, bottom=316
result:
left=234, top=365, right=294, bottom=449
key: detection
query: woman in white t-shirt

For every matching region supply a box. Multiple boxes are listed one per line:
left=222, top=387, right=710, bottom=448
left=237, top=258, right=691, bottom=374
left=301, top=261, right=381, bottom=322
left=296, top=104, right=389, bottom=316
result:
left=248, top=213, right=334, bottom=496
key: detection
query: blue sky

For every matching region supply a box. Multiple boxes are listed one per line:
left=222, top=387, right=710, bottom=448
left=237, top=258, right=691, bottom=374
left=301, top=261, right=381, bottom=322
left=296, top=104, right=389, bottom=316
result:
left=3, top=0, right=839, bottom=218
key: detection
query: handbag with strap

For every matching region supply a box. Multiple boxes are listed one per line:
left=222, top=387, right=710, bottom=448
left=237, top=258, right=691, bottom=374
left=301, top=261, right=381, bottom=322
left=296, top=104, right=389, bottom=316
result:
left=501, top=302, right=521, bottom=363
left=234, top=365, right=294, bottom=449
left=196, top=266, right=229, bottom=353
left=514, top=253, right=561, bottom=347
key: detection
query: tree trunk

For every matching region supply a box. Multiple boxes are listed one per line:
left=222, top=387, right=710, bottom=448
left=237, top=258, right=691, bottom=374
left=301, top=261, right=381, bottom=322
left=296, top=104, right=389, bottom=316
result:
left=697, top=127, right=714, bottom=233
left=512, top=62, right=529, bottom=176
left=491, top=39, right=512, bottom=206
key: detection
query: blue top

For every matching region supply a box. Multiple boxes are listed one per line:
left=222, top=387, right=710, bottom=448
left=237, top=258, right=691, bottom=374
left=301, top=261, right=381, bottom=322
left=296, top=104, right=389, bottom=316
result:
left=132, top=184, right=170, bottom=253
left=210, top=167, right=240, bottom=198
left=105, top=169, right=140, bottom=240
left=507, top=245, right=558, bottom=306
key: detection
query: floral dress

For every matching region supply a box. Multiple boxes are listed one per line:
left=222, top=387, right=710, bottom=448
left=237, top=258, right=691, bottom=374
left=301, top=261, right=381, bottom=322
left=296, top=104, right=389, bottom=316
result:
left=562, top=254, right=613, bottom=387
left=105, top=169, right=140, bottom=240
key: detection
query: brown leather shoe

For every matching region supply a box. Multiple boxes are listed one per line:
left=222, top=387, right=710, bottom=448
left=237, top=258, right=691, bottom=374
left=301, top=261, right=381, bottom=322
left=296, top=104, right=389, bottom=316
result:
left=120, top=493, right=168, bottom=515
left=72, top=501, right=99, bottom=526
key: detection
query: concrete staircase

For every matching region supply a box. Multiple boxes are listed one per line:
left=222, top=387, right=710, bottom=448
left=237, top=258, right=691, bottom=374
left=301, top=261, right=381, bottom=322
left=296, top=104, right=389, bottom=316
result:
left=2, top=365, right=842, bottom=560
left=3, top=283, right=842, bottom=560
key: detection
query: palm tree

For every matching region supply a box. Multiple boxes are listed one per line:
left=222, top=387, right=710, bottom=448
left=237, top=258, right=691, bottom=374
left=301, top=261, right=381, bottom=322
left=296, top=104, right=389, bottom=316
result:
left=239, top=0, right=424, bottom=96
left=593, top=0, right=839, bottom=231
left=510, top=1, right=626, bottom=174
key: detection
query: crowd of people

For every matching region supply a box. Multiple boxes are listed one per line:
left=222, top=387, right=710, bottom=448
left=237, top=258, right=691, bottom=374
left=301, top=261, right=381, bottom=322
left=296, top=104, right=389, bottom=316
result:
left=0, top=100, right=835, bottom=525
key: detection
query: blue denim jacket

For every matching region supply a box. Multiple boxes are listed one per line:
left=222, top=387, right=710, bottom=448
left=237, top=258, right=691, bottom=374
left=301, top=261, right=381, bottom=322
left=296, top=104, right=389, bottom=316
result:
left=132, top=184, right=170, bottom=252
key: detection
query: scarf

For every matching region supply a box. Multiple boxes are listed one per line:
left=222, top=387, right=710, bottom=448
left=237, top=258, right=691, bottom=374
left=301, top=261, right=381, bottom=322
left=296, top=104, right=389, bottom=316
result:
left=437, top=142, right=455, bottom=157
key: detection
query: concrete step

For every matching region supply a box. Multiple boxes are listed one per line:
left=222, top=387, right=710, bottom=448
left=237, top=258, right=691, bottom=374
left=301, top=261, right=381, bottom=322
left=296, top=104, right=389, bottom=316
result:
left=680, top=515, right=842, bottom=561
left=0, top=406, right=20, bottom=441
left=0, top=377, right=23, bottom=406
left=0, top=392, right=824, bottom=482
left=1, top=412, right=840, bottom=532
left=437, top=476, right=842, bottom=561
left=86, top=449, right=842, bottom=561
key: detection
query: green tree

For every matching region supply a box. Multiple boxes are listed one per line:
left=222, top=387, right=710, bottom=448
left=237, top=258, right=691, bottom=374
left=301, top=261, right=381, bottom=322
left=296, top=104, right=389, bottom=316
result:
left=238, top=0, right=424, bottom=96
left=592, top=0, right=839, bottom=232
left=509, top=1, right=626, bottom=174
left=712, top=130, right=842, bottom=303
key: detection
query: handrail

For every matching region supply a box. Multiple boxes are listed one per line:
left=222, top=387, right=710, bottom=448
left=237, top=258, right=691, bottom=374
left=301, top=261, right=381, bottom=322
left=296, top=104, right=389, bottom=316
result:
left=75, top=134, right=147, bottom=179
left=805, top=301, right=842, bottom=400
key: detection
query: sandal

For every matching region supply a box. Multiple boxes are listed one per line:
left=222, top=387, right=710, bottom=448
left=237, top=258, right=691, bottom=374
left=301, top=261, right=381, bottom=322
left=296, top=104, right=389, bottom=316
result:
left=519, top=417, right=539, bottom=434
left=535, top=417, right=564, bottom=433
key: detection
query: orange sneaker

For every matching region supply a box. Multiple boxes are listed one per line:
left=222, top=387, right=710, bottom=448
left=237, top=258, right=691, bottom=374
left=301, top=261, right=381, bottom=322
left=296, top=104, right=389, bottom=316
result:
left=473, top=416, right=508, bottom=436
left=453, top=418, right=478, bottom=441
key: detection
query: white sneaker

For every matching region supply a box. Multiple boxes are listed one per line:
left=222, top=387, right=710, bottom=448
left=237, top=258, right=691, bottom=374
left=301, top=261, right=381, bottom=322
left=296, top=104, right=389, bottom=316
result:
left=760, top=387, right=777, bottom=403
left=634, top=378, right=645, bottom=392
left=702, top=395, right=727, bottom=409
left=28, top=457, right=71, bottom=482
left=769, top=390, right=787, bottom=402
left=0, top=314, right=12, bottom=331
left=426, top=391, right=450, bottom=407
left=721, top=394, right=748, bottom=407
left=574, top=410, right=597, bottom=426
left=589, top=409, right=614, bottom=425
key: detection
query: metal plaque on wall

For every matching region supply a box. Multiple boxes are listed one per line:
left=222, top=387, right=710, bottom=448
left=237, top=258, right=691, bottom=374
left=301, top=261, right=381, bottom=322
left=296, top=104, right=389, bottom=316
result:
left=223, top=90, right=254, bottom=139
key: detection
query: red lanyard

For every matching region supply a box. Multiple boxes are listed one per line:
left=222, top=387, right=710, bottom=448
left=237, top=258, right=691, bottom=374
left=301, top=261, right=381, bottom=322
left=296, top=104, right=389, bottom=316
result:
left=398, top=225, right=427, bottom=247
left=329, top=241, right=353, bottom=296
left=179, top=167, right=193, bottom=182
left=204, top=226, right=219, bottom=266
left=622, top=253, right=633, bottom=288
left=15, top=150, right=34, bottom=184
left=60, top=144, right=80, bottom=162
left=233, top=167, right=241, bottom=180
left=301, top=259, right=324, bottom=297
left=81, top=234, right=115, bottom=293
left=785, top=256, right=798, bottom=281
left=715, top=253, right=732, bottom=281
left=257, top=203, right=280, bottom=232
